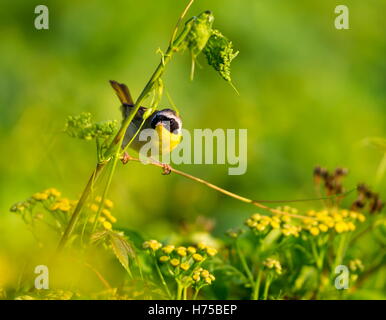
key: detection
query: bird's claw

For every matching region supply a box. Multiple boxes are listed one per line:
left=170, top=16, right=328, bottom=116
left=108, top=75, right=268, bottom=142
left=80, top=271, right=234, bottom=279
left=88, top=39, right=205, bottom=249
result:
left=162, top=163, right=172, bottom=175
left=121, top=152, right=130, bottom=164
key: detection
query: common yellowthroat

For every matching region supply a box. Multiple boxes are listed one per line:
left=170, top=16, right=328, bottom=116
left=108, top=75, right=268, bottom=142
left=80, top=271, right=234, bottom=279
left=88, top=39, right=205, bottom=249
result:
left=110, top=80, right=182, bottom=157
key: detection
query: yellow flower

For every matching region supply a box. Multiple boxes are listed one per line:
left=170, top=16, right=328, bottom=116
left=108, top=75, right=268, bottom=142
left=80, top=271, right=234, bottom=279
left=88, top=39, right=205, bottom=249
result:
left=192, top=274, right=200, bottom=282
left=204, top=277, right=212, bottom=284
left=335, top=221, right=348, bottom=233
left=197, top=243, right=207, bottom=250
left=58, top=203, right=71, bottom=212
left=159, top=256, right=170, bottom=262
left=303, top=218, right=314, bottom=225
left=307, top=210, right=316, bottom=217
left=192, top=253, right=204, bottom=262
left=282, top=229, right=291, bottom=237
left=176, top=246, right=187, bottom=257
left=104, top=199, right=114, bottom=209
left=251, top=213, right=261, bottom=221
left=45, top=188, right=61, bottom=198
left=281, top=215, right=291, bottom=223
left=341, top=209, right=349, bottom=218
left=271, top=220, right=280, bottom=229
left=209, top=274, right=215, bottom=281
left=95, top=196, right=102, bottom=202
left=256, top=224, right=266, bottom=232
left=187, top=246, right=197, bottom=254
left=347, top=222, right=356, bottom=231
left=103, top=221, right=112, bottom=230
left=170, top=258, right=180, bottom=267
left=206, top=247, right=218, bottom=256
left=33, top=192, right=48, bottom=201
left=143, top=240, right=162, bottom=251
left=90, top=204, right=99, bottom=212
left=309, top=227, right=320, bottom=236
left=319, top=224, right=329, bottom=232
left=180, top=263, right=190, bottom=271
left=357, top=214, right=366, bottom=223
left=201, top=270, right=209, bottom=277
left=263, top=258, right=282, bottom=275
left=349, top=211, right=358, bottom=219
left=98, top=216, right=106, bottom=223
left=162, top=245, right=175, bottom=254
left=102, top=209, right=117, bottom=223
left=245, top=218, right=257, bottom=228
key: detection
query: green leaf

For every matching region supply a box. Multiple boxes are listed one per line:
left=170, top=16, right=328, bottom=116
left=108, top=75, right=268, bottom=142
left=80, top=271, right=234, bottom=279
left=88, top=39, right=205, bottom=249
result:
left=185, top=11, right=214, bottom=59
left=203, top=29, right=239, bottom=83
left=90, top=230, right=108, bottom=244
left=108, top=231, right=135, bottom=271
left=116, top=228, right=146, bottom=250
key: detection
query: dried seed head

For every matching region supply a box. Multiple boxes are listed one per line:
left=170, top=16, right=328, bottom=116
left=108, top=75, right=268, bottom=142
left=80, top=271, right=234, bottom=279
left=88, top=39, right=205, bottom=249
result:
left=334, top=167, right=348, bottom=176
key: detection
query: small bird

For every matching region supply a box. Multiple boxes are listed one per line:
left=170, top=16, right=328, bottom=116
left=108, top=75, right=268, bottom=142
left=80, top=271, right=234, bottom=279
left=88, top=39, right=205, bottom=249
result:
left=110, top=80, right=182, bottom=160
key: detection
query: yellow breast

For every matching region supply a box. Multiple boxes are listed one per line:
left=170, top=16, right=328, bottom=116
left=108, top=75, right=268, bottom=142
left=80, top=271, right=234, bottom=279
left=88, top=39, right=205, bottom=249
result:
left=155, top=124, right=182, bottom=155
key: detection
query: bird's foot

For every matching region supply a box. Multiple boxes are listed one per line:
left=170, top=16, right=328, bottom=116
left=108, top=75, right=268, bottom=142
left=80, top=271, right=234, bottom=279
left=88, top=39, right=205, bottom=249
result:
left=161, top=163, right=172, bottom=175
left=121, top=151, right=130, bottom=164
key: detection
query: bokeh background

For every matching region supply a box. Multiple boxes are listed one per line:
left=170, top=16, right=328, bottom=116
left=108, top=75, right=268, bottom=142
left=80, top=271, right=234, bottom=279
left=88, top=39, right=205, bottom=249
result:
left=0, top=0, right=385, bottom=296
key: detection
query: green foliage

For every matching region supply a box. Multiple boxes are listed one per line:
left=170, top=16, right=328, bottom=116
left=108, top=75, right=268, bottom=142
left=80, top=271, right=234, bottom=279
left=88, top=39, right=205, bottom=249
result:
left=185, top=11, right=214, bottom=59
left=203, top=30, right=239, bottom=83
left=64, top=112, right=117, bottom=141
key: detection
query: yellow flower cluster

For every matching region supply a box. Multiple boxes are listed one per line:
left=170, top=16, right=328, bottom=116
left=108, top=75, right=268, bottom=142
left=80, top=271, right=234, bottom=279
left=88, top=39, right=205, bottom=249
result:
left=144, top=241, right=218, bottom=284
left=32, top=188, right=61, bottom=201
left=303, top=209, right=365, bottom=236
left=50, top=198, right=73, bottom=212
left=192, top=267, right=215, bottom=285
left=349, top=259, right=364, bottom=273
left=88, top=197, right=117, bottom=230
left=143, top=240, right=163, bottom=251
left=263, top=258, right=283, bottom=275
left=245, top=207, right=366, bottom=239
left=245, top=212, right=301, bottom=237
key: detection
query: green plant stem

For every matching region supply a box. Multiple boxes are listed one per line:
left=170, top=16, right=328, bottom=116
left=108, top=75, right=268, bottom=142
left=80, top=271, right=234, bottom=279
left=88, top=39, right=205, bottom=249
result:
left=154, top=258, right=172, bottom=299
left=193, top=288, right=200, bottom=300
left=334, top=233, right=349, bottom=268
left=176, top=281, right=183, bottom=300
left=235, top=240, right=254, bottom=284
left=375, top=152, right=386, bottom=187
left=90, top=154, right=119, bottom=235
left=262, top=274, right=272, bottom=300
left=310, top=238, right=324, bottom=271
left=183, top=286, right=188, bottom=300
left=57, top=162, right=106, bottom=251
left=252, top=269, right=262, bottom=300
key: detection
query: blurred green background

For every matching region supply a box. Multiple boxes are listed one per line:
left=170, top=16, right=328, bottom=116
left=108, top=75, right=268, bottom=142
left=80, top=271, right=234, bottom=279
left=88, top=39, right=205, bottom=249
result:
left=0, top=0, right=385, bottom=268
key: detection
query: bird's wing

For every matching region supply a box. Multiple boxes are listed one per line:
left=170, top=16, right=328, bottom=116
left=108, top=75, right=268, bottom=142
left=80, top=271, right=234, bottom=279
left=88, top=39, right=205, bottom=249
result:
left=109, top=80, right=134, bottom=105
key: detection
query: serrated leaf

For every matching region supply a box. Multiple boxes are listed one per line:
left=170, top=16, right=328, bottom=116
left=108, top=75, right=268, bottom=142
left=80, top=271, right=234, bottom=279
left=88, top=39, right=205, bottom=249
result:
left=109, top=231, right=135, bottom=271
left=90, top=230, right=108, bottom=243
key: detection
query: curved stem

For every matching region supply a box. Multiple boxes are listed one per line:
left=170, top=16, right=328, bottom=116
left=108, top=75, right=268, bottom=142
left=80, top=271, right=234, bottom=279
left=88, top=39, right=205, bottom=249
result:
left=252, top=269, right=262, bottom=300
left=154, top=257, right=172, bottom=299
left=90, top=153, right=119, bottom=235
left=193, top=288, right=200, bottom=300
left=262, top=274, right=272, bottom=300
left=235, top=240, right=254, bottom=283
left=57, top=162, right=106, bottom=251
left=123, top=155, right=314, bottom=220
